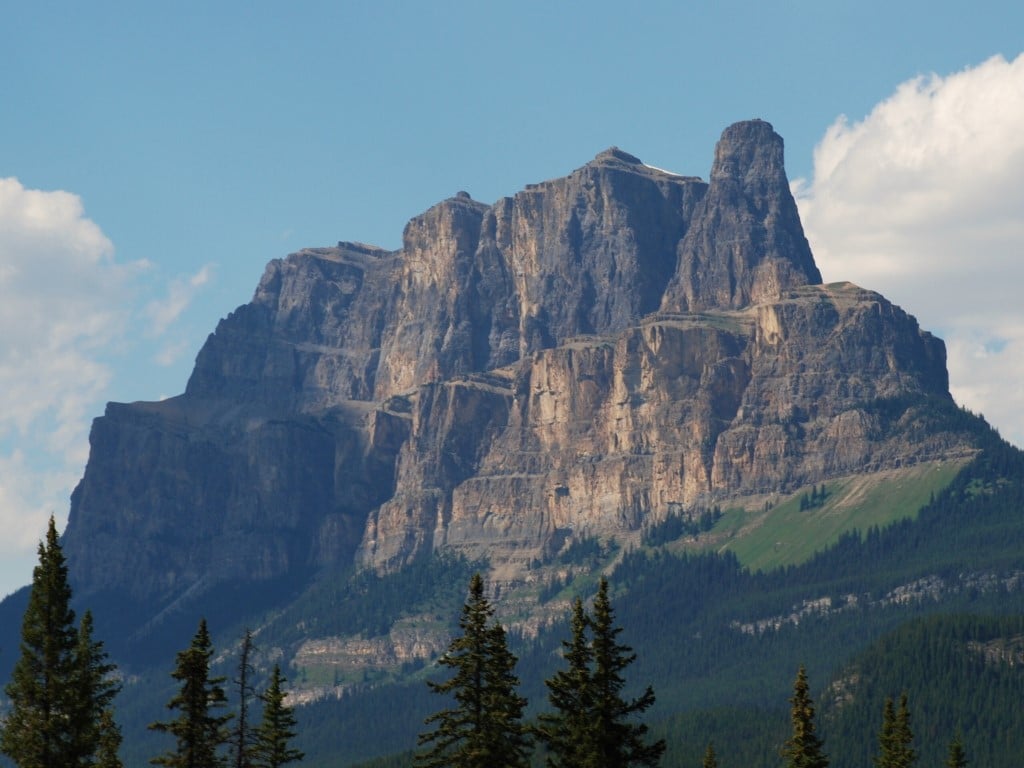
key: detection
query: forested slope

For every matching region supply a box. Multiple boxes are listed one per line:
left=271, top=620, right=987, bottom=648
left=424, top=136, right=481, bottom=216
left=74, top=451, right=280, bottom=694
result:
left=279, top=420, right=1024, bottom=766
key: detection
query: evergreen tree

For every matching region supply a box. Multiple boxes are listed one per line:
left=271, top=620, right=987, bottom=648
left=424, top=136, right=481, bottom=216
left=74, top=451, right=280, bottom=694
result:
left=416, top=573, right=531, bottom=768
left=782, top=665, right=828, bottom=768
left=893, top=693, right=916, bottom=768
left=874, top=693, right=916, bottom=768
left=875, top=697, right=897, bottom=768
left=1, top=516, right=120, bottom=768
left=702, top=742, right=718, bottom=768
left=70, top=610, right=121, bottom=766
left=150, top=618, right=233, bottom=768
left=944, top=733, right=967, bottom=768
left=232, top=629, right=258, bottom=768
left=536, top=597, right=595, bottom=768
left=95, top=709, right=124, bottom=768
left=538, top=580, right=664, bottom=768
left=251, top=665, right=304, bottom=768
left=587, top=577, right=665, bottom=768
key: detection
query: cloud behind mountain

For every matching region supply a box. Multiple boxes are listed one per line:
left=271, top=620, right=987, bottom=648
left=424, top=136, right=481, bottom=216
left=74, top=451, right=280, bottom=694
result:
left=796, top=53, right=1024, bottom=446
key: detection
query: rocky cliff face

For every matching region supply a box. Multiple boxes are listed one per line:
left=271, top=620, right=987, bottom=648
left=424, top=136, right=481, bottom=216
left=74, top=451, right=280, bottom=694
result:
left=63, top=120, right=969, bottom=606
left=661, top=120, right=821, bottom=311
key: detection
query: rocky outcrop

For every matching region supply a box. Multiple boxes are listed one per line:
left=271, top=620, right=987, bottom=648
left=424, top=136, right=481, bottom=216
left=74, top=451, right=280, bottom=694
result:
left=63, top=120, right=973, bottom=607
left=66, top=395, right=408, bottom=601
left=661, top=120, right=821, bottom=311
left=358, top=282, right=955, bottom=571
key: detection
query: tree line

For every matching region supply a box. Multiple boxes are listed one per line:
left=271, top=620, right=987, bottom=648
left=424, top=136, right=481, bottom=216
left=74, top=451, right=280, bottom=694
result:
left=414, top=574, right=975, bottom=768
left=0, top=522, right=666, bottom=768
left=0, top=519, right=993, bottom=768
left=0, top=518, right=302, bottom=768
left=783, top=666, right=969, bottom=768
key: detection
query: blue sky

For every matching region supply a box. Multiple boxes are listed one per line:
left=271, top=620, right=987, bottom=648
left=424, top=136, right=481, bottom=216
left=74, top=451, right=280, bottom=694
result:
left=2, top=1, right=1023, bottom=597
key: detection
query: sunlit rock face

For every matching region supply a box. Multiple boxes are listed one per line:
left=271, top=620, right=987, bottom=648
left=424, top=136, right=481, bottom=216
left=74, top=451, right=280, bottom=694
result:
left=64, top=120, right=963, bottom=605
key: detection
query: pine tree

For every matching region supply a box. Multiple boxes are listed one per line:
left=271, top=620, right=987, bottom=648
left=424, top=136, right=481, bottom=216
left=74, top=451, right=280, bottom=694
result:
left=875, top=697, right=897, bottom=768
left=1, top=516, right=120, bottom=768
left=587, top=577, right=665, bottom=768
left=874, top=693, right=916, bottom=768
left=416, top=573, right=531, bottom=768
left=893, top=693, right=916, bottom=768
left=782, top=665, right=829, bottom=768
left=70, top=610, right=121, bottom=766
left=150, top=618, right=233, bottom=768
left=251, top=665, right=303, bottom=768
left=95, top=709, right=124, bottom=768
left=232, top=629, right=258, bottom=768
left=944, top=733, right=967, bottom=768
left=538, top=580, right=665, bottom=768
left=536, top=597, right=595, bottom=768
left=702, top=742, right=718, bottom=768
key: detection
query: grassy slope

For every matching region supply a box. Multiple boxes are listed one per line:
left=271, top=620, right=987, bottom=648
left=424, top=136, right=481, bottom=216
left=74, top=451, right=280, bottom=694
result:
left=707, top=460, right=966, bottom=571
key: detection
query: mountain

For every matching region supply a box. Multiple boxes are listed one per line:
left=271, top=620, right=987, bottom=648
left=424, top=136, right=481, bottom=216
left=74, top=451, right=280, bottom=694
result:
left=62, top=119, right=967, bottom=610
left=5, top=119, right=1023, bottom=766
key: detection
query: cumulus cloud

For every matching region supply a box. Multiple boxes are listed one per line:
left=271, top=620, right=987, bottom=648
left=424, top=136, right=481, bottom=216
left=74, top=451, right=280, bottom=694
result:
left=795, top=53, right=1024, bottom=446
left=0, top=179, right=136, bottom=455
left=0, top=450, right=81, bottom=598
left=0, top=178, right=214, bottom=595
left=0, top=179, right=145, bottom=593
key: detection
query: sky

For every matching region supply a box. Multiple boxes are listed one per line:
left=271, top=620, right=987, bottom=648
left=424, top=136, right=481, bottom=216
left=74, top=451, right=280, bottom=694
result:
left=1, top=1, right=1023, bottom=598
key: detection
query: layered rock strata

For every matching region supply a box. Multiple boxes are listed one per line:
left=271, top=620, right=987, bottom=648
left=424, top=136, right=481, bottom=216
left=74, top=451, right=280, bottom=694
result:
left=64, top=120, right=964, bottom=604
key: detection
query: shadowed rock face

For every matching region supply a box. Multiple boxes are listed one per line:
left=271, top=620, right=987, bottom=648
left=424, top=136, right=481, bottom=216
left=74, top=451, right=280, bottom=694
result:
left=661, top=119, right=821, bottom=311
left=63, top=121, right=965, bottom=603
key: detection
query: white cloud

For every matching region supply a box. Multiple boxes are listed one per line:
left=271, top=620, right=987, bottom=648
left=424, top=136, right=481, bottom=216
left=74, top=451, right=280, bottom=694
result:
left=0, top=179, right=214, bottom=595
left=0, top=179, right=138, bottom=451
left=0, top=449, right=76, bottom=598
left=795, top=53, right=1024, bottom=447
left=143, top=263, right=213, bottom=337
left=0, top=178, right=145, bottom=592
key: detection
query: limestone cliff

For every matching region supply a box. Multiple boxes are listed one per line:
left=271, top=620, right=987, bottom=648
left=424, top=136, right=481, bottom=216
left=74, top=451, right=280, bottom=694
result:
left=63, top=120, right=971, bottom=606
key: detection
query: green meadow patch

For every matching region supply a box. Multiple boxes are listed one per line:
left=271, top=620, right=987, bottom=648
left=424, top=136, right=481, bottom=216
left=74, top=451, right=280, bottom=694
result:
left=712, top=460, right=966, bottom=571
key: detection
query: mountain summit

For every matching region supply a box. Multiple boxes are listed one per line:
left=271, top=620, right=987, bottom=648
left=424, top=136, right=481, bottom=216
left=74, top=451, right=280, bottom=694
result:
left=662, top=118, right=822, bottom=311
left=64, top=121, right=966, bottom=609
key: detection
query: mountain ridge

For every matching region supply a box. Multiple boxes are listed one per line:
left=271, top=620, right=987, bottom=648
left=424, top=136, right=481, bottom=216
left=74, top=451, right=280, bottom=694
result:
left=63, top=119, right=970, bottom=611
